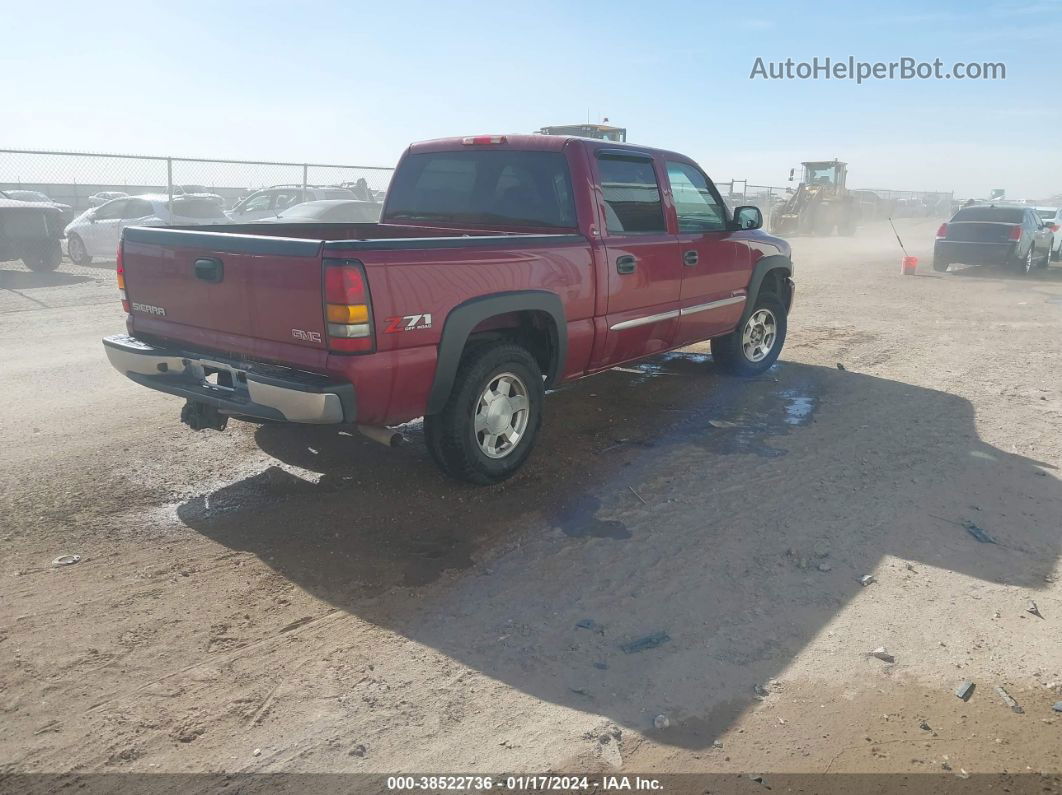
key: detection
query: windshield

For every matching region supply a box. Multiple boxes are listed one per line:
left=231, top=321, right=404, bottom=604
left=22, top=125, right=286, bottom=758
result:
left=952, top=207, right=1024, bottom=223
left=1036, top=209, right=1057, bottom=219
left=7, top=190, right=51, bottom=202
left=170, top=198, right=227, bottom=219
left=385, top=150, right=577, bottom=229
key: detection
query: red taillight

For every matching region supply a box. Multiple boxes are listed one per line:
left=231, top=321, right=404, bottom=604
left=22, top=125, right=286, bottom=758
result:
left=323, top=262, right=373, bottom=353
left=1008, top=225, right=1022, bottom=241
left=1050, top=224, right=1060, bottom=233
left=461, top=135, right=508, bottom=145
left=116, top=242, right=129, bottom=313
left=936, top=223, right=948, bottom=239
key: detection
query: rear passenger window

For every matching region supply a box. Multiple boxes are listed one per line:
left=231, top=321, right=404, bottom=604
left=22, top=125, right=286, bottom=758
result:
left=597, top=155, right=665, bottom=234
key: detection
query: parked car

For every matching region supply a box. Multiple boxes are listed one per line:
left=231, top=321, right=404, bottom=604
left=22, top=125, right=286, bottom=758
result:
left=0, top=192, right=65, bottom=271
left=934, top=205, right=1054, bottom=274
left=1034, top=207, right=1061, bottom=262
left=66, top=195, right=230, bottom=264
left=256, top=199, right=382, bottom=224
left=228, top=185, right=357, bottom=222
left=88, top=191, right=129, bottom=207
left=2, top=189, right=74, bottom=226
left=103, top=134, right=794, bottom=484
left=171, top=184, right=225, bottom=206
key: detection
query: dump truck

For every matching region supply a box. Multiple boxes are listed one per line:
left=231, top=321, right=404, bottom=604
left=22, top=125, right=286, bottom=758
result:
left=769, top=160, right=859, bottom=236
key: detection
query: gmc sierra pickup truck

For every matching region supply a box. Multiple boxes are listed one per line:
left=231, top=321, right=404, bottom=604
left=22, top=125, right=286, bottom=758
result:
left=104, top=134, right=794, bottom=484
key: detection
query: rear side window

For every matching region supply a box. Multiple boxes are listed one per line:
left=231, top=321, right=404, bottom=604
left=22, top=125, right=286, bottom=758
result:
left=951, top=207, right=1023, bottom=223
left=385, top=150, right=577, bottom=229
left=598, top=155, right=665, bottom=234
left=171, top=198, right=226, bottom=219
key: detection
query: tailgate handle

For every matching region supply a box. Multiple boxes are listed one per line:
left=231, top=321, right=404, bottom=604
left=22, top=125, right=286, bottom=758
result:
left=194, top=257, right=224, bottom=283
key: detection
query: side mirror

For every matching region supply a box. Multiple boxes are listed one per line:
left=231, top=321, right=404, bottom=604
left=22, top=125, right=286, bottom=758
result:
left=788, top=168, right=795, bottom=182
left=733, top=205, right=763, bottom=231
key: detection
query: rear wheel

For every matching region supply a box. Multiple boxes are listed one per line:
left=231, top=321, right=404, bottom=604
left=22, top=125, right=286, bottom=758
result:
left=1014, top=246, right=1034, bottom=275
left=1038, top=244, right=1051, bottom=268
left=68, top=234, right=92, bottom=266
left=933, top=258, right=949, bottom=273
left=23, top=240, right=62, bottom=272
left=424, top=343, right=544, bottom=485
left=711, top=293, right=788, bottom=376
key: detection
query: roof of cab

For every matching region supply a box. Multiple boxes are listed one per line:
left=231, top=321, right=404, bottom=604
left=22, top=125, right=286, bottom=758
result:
left=406, top=134, right=693, bottom=162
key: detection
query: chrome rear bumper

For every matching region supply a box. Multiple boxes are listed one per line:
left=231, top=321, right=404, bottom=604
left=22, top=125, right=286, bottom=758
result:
left=102, top=334, right=354, bottom=424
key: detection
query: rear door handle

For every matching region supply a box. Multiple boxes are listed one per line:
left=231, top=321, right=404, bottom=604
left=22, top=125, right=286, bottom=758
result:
left=683, top=250, right=699, bottom=267
left=616, top=255, right=637, bottom=274
left=194, top=257, right=224, bottom=283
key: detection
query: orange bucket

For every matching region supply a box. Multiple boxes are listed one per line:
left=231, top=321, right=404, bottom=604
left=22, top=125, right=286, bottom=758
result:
left=901, top=255, right=918, bottom=275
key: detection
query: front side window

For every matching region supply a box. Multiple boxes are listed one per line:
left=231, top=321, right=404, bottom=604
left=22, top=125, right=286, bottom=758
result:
left=597, top=155, right=665, bottom=234
left=123, top=199, right=154, bottom=219
left=666, top=161, right=726, bottom=232
left=94, top=200, right=128, bottom=220
left=238, top=193, right=273, bottom=214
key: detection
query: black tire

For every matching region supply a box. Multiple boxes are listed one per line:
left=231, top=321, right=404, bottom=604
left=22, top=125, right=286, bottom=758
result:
left=424, top=343, right=544, bottom=485
left=933, top=258, right=949, bottom=272
left=1014, top=246, right=1034, bottom=275
left=68, top=234, right=92, bottom=266
left=1051, top=245, right=1060, bottom=263
left=711, top=293, right=788, bottom=376
left=1038, top=244, right=1051, bottom=269
left=22, top=240, right=62, bottom=273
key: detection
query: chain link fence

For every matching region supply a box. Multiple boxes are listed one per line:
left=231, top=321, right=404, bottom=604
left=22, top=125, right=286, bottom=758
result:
left=0, top=148, right=394, bottom=218
left=715, top=178, right=953, bottom=226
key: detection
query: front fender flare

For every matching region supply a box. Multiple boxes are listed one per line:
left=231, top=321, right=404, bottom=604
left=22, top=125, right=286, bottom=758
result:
left=744, top=254, right=794, bottom=316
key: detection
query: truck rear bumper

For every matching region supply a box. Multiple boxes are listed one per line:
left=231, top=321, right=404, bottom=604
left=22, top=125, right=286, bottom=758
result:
left=102, top=334, right=355, bottom=424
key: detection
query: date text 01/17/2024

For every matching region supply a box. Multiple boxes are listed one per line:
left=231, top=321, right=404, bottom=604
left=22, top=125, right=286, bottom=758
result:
left=385, top=775, right=664, bottom=791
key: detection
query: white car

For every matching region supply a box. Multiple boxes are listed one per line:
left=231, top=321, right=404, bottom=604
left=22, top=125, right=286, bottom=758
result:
left=1034, top=207, right=1061, bottom=262
left=257, top=199, right=382, bottom=224
left=64, top=195, right=230, bottom=264
left=88, top=191, right=129, bottom=207
left=228, top=186, right=357, bottom=222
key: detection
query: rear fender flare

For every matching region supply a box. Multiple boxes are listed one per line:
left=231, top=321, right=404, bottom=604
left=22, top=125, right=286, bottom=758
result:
left=426, top=290, right=567, bottom=415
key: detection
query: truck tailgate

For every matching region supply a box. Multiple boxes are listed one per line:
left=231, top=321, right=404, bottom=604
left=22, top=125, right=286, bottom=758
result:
left=122, top=227, right=327, bottom=357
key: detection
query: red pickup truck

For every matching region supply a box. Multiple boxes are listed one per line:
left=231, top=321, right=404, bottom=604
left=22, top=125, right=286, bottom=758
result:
left=104, top=135, right=794, bottom=484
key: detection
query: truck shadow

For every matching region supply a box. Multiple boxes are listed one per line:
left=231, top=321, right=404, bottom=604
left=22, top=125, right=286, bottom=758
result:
left=0, top=267, right=92, bottom=289
left=176, top=355, right=1060, bottom=750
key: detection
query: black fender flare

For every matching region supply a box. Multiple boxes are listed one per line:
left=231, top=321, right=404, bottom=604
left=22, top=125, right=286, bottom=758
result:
left=744, top=254, right=794, bottom=316
left=426, top=290, right=567, bottom=415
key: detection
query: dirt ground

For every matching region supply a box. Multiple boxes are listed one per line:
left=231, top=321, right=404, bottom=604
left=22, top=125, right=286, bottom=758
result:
left=2, top=219, right=1062, bottom=791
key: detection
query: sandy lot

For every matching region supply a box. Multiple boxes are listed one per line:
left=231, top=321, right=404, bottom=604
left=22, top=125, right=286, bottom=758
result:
left=1, top=219, right=1061, bottom=791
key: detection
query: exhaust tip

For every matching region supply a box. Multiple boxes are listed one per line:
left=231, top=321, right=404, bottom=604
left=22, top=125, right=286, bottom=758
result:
left=357, top=425, right=404, bottom=448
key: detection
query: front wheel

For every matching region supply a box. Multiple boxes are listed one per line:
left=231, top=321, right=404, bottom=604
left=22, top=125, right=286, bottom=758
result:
left=424, top=343, right=544, bottom=485
left=711, top=294, right=788, bottom=376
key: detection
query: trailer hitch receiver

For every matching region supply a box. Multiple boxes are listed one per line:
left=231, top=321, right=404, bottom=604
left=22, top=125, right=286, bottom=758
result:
left=180, top=399, right=229, bottom=431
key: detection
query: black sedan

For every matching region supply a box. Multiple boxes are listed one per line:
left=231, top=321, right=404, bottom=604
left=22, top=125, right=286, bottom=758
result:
left=934, top=205, right=1054, bottom=275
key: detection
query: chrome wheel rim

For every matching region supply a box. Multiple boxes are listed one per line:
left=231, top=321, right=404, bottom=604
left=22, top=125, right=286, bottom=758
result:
left=742, top=308, right=777, bottom=363
left=1024, top=249, right=1033, bottom=273
left=474, top=371, right=530, bottom=459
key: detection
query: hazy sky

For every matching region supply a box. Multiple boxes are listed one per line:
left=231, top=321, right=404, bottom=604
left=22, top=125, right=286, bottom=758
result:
left=3, top=0, right=1061, bottom=198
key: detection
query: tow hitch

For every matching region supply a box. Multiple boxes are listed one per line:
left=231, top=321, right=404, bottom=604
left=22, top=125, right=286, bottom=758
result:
left=180, top=400, right=229, bottom=431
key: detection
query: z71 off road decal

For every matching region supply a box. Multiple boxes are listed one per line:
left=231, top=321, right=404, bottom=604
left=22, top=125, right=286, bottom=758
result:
left=385, top=313, right=432, bottom=333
